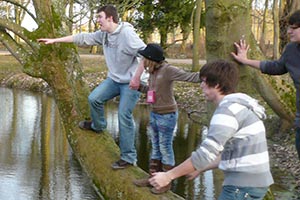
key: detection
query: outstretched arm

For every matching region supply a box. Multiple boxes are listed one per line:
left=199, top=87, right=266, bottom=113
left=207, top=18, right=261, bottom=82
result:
left=149, top=158, right=195, bottom=189
left=149, top=156, right=220, bottom=189
left=186, top=155, right=220, bottom=180
left=37, top=35, right=74, bottom=44
left=231, top=39, right=261, bottom=70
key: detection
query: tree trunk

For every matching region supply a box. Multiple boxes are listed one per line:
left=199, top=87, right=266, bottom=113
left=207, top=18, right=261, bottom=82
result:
left=259, top=0, right=269, bottom=55
left=0, top=1, right=184, bottom=199
left=160, top=28, right=168, bottom=49
left=192, top=0, right=202, bottom=72
left=205, top=0, right=294, bottom=130
left=273, top=0, right=280, bottom=59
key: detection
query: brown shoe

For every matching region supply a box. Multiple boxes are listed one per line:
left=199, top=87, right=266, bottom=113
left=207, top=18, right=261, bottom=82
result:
left=150, top=164, right=173, bottom=194
left=78, top=120, right=102, bottom=133
left=133, top=177, right=151, bottom=187
left=111, top=159, right=133, bottom=170
left=150, top=184, right=172, bottom=194
left=133, top=159, right=162, bottom=187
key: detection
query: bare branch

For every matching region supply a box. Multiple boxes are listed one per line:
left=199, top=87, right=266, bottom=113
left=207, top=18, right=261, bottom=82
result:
left=0, top=28, right=26, bottom=65
left=3, top=0, right=37, bottom=23
left=0, top=18, right=38, bottom=53
left=165, top=37, right=189, bottom=49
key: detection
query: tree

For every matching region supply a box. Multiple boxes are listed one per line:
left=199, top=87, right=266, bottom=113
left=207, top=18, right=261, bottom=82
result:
left=259, top=0, right=269, bottom=54
left=0, top=1, right=183, bottom=199
left=273, top=0, right=280, bottom=59
left=205, top=0, right=294, bottom=131
left=192, top=0, right=203, bottom=72
left=279, top=0, right=300, bottom=52
left=135, top=0, right=194, bottom=48
left=135, top=0, right=156, bottom=43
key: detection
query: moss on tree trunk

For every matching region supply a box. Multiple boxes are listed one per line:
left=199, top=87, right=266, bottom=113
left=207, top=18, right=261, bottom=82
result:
left=205, top=0, right=295, bottom=131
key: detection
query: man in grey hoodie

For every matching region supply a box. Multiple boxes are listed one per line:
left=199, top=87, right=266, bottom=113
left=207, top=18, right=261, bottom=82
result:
left=149, top=60, right=273, bottom=199
left=38, top=5, right=146, bottom=169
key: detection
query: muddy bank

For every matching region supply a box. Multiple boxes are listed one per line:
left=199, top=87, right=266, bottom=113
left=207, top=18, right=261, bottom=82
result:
left=1, top=71, right=299, bottom=197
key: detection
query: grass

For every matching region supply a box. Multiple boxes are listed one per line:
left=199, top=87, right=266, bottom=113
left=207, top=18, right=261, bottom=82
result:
left=0, top=54, right=105, bottom=74
left=0, top=55, right=22, bottom=80
left=79, top=55, right=107, bottom=73
left=0, top=43, right=198, bottom=77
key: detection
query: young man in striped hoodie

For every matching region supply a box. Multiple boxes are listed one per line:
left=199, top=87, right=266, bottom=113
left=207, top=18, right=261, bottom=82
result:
left=149, top=60, right=274, bottom=199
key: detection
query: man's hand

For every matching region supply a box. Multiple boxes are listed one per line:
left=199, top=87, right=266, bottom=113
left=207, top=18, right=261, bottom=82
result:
left=129, top=77, right=140, bottom=90
left=37, top=38, right=56, bottom=44
left=231, top=39, right=250, bottom=64
left=149, top=172, right=172, bottom=189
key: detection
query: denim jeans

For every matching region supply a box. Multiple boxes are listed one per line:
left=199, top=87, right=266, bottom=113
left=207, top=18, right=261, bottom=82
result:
left=88, top=77, right=140, bottom=164
left=149, top=111, right=178, bottom=166
left=296, top=127, right=300, bottom=159
left=218, top=185, right=268, bottom=200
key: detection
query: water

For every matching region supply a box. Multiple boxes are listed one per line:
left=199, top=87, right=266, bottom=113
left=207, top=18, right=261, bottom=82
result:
left=0, top=87, right=296, bottom=200
left=0, top=88, right=100, bottom=200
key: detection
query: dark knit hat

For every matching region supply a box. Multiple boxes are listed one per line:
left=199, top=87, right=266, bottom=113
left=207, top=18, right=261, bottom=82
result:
left=138, top=43, right=165, bottom=62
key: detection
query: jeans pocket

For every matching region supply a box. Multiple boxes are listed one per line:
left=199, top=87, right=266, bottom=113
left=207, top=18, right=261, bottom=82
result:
left=242, top=187, right=268, bottom=200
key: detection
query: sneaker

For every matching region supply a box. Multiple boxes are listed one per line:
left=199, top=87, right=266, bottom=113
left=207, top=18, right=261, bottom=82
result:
left=78, top=120, right=102, bottom=133
left=111, top=159, right=133, bottom=170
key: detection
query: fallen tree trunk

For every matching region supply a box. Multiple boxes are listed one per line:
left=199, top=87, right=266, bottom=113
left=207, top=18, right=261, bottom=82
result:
left=71, top=128, right=184, bottom=199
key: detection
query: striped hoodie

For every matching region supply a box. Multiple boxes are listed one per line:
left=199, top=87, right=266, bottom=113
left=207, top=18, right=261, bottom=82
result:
left=191, top=93, right=274, bottom=187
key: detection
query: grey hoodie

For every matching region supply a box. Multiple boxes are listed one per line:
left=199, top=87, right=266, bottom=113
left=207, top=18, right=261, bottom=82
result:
left=73, top=22, right=146, bottom=83
left=191, top=93, right=273, bottom=187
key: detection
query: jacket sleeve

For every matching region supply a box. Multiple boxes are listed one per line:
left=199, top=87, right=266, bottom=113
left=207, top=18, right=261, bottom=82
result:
left=260, top=45, right=289, bottom=75
left=191, top=105, right=238, bottom=170
left=73, top=31, right=104, bottom=46
left=167, top=65, right=200, bottom=83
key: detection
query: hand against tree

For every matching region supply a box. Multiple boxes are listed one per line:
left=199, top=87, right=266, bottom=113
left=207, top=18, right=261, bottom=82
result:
left=231, top=39, right=249, bottom=64
left=37, top=38, right=56, bottom=44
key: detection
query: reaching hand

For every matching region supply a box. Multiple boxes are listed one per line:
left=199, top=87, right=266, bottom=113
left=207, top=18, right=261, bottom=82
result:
left=149, top=172, right=172, bottom=190
left=231, top=39, right=249, bottom=64
left=37, top=38, right=56, bottom=45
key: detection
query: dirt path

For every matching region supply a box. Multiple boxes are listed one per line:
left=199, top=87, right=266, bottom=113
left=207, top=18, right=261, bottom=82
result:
left=79, top=53, right=206, bottom=65
left=0, top=51, right=206, bottom=65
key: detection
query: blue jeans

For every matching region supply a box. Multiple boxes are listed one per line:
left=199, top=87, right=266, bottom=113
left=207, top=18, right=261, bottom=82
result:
left=218, top=185, right=268, bottom=200
left=296, top=127, right=300, bottom=160
left=88, top=77, right=140, bottom=164
left=149, top=111, right=178, bottom=166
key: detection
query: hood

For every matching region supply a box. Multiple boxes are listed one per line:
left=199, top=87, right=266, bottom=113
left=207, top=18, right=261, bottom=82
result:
left=111, top=22, right=133, bottom=35
left=221, top=93, right=266, bottom=120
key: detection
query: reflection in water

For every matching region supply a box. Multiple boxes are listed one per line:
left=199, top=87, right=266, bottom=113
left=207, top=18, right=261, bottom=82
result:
left=0, top=88, right=99, bottom=200
left=130, top=103, right=222, bottom=199
left=0, top=88, right=294, bottom=200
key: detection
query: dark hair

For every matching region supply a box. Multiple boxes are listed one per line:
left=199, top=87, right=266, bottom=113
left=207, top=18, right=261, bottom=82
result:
left=199, top=60, right=239, bottom=95
left=289, top=10, right=300, bottom=26
left=97, top=5, right=119, bottom=23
